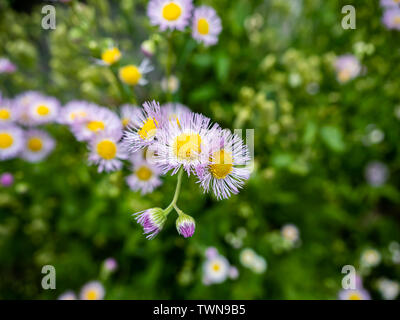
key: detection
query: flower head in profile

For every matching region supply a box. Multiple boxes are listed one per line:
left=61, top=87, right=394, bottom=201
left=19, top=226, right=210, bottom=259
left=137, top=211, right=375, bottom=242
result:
left=338, top=288, right=371, bottom=300
left=71, top=106, right=122, bottom=142
left=80, top=281, right=105, bottom=300
left=28, top=96, right=60, bottom=125
left=196, top=129, right=250, bottom=200
left=119, top=104, right=139, bottom=128
left=0, top=125, right=24, bottom=160
left=101, top=47, right=121, bottom=65
left=59, top=100, right=93, bottom=126
left=334, top=54, right=361, bottom=83
left=382, top=7, right=400, bottom=30
left=118, top=60, right=153, bottom=86
left=0, top=57, right=16, bottom=74
left=21, top=129, right=55, bottom=163
left=134, top=207, right=167, bottom=239
left=58, top=291, right=77, bottom=300
left=88, top=132, right=128, bottom=173
left=126, top=157, right=162, bottom=195
left=147, top=0, right=193, bottom=31
left=123, top=100, right=163, bottom=153
left=176, top=212, right=195, bottom=238
left=192, top=6, right=222, bottom=46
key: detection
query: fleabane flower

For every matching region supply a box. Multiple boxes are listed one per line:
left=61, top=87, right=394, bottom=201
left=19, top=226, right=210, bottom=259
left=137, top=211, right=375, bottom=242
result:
left=126, top=158, right=162, bottom=195
left=360, top=248, right=381, bottom=268
left=176, top=212, right=195, bottom=238
left=196, top=129, right=250, bottom=200
left=161, top=102, right=190, bottom=126
left=28, top=96, right=60, bottom=125
left=71, top=106, right=122, bottom=142
left=101, top=47, right=121, bottom=65
left=58, top=291, right=77, bottom=300
left=21, top=129, right=55, bottom=163
left=338, top=288, right=371, bottom=300
left=88, top=132, right=128, bottom=173
left=0, top=57, right=16, bottom=74
left=382, top=7, right=400, bottom=30
left=134, top=207, right=167, bottom=239
left=192, top=6, right=222, bottom=46
left=334, top=54, right=362, bottom=83
left=0, top=125, right=24, bottom=160
left=203, top=254, right=230, bottom=285
left=118, top=60, right=153, bottom=86
left=381, top=0, right=400, bottom=8
left=80, top=281, right=105, bottom=300
left=154, top=111, right=220, bottom=175
left=14, top=91, right=46, bottom=126
left=281, top=223, right=300, bottom=244
left=147, top=0, right=193, bottom=31
left=123, top=100, right=163, bottom=153
left=59, top=100, right=93, bottom=126
left=0, top=98, right=15, bottom=125
left=119, top=104, right=139, bottom=128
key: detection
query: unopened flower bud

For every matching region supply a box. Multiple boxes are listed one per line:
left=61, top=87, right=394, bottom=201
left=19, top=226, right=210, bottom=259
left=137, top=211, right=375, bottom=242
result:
left=176, top=213, right=195, bottom=238
left=134, top=208, right=166, bottom=240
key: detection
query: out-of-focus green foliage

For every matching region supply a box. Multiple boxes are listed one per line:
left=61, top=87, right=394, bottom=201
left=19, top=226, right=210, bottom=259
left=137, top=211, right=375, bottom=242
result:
left=0, top=0, right=399, bottom=299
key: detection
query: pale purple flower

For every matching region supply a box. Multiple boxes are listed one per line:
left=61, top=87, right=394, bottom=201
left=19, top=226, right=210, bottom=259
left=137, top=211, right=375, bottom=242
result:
left=0, top=125, right=24, bottom=160
left=59, top=100, right=94, bottom=126
left=88, top=131, right=128, bottom=173
left=120, top=104, right=140, bottom=128
left=134, top=208, right=166, bottom=239
left=205, top=247, right=218, bottom=259
left=365, top=161, right=388, bottom=187
left=382, top=7, right=400, bottom=30
left=0, top=58, right=16, bottom=74
left=14, top=91, right=45, bottom=126
left=28, top=95, right=60, bottom=125
left=21, top=129, right=55, bottom=163
left=380, top=0, right=400, bottom=8
left=196, top=129, right=250, bottom=200
left=80, top=281, right=105, bottom=300
left=192, top=6, right=222, bottom=46
left=0, top=97, right=15, bottom=125
left=202, top=254, right=230, bottom=284
left=126, top=157, right=162, bottom=195
left=338, top=288, right=371, bottom=300
left=0, top=172, right=14, bottom=187
left=228, top=266, right=239, bottom=279
left=104, top=258, right=118, bottom=272
left=176, top=213, right=195, bottom=238
left=161, top=102, right=190, bottom=124
left=57, top=290, right=77, bottom=300
left=147, top=0, right=193, bottom=31
left=334, top=54, right=362, bottom=83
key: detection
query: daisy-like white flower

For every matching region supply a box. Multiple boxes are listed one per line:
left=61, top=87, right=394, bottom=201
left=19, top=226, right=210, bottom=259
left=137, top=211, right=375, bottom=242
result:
left=154, top=111, right=220, bottom=175
left=123, top=100, right=163, bottom=153
left=0, top=125, right=24, bottom=160
left=101, top=47, right=121, bottom=66
left=28, top=96, right=60, bottom=125
left=175, top=212, right=195, bottom=238
left=88, top=132, right=128, bottom=173
left=134, top=207, right=167, bottom=239
left=14, top=91, right=45, bottom=126
left=239, top=248, right=258, bottom=269
left=147, top=0, right=193, bottom=31
left=161, top=76, right=180, bottom=94
left=251, top=255, right=267, bottom=274
left=119, top=104, right=139, bottom=128
left=196, top=129, right=250, bottom=200
left=71, top=106, right=122, bottom=142
left=0, top=57, right=16, bottom=74
left=126, top=158, right=162, bottom=195
left=118, top=60, right=153, bottom=86
left=338, top=288, right=371, bottom=300
left=0, top=98, right=15, bottom=125
left=161, top=102, right=190, bottom=126
left=281, top=223, right=300, bottom=244
left=334, top=54, right=362, bottom=83
left=203, top=253, right=230, bottom=284
left=57, top=291, right=77, bottom=300
left=80, top=281, right=105, bottom=300
left=377, top=278, right=399, bottom=300
left=382, top=7, right=400, bottom=30
left=365, top=161, right=388, bottom=187
left=360, top=248, right=381, bottom=268
left=192, top=6, right=222, bottom=46
left=21, top=129, right=55, bottom=163
left=103, top=257, right=118, bottom=272
left=59, top=100, right=94, bottom=126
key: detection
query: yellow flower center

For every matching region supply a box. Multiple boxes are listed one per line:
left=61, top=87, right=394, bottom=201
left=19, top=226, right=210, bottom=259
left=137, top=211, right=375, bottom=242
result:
left=212, top=263, right=221, bottom=272
left=138, top=118, right=158, bottom=140
left=349, top=293, right=361, bottom=300
left=136, top=165, right=153, bottom=181
left=210, top=149, right=233, bottom=179
left=101, top=47, right=121, bottom=65
left=338, top=69, right=351, bottom=82
left=197, top=18, right=210, bottom=35
left=122, top=118, right=130, bottom=127
left=70, top=111, right=87, bottom=120
left=37, top=105, right=50, bottom=116
left=96, top=140, right=117, bottom=160
left=0, top=133, right=13, bottom=149
left=119, top=65, right=142, bottom=85
left=87, top=120, right=105, bottom=132
left=27, top=137, right=43, bottom=152
left=0, top=108, right=11, bottom=120
left=86, top=290, right=98, bottom=300
left=162, top=2, right=182, bottom=21
left=173, top=133, right=202, bottom=161
left=394, top=16, right=400, bottom=25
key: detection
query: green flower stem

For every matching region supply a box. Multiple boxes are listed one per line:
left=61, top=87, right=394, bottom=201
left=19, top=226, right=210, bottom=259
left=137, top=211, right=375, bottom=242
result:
left=166, top=33, right=173, bottom=102
left=164, top=168, right=184, bottom=216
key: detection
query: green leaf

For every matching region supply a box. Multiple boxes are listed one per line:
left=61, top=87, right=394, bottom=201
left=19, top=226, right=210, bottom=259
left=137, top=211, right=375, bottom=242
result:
left=320, top=126, right=346, bottom=153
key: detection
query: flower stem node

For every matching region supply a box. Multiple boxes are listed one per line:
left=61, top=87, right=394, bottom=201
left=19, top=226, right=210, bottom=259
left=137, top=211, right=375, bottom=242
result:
left=134, top=207, right=167, bottom=240
left=176, top=212, right=196, bottom=238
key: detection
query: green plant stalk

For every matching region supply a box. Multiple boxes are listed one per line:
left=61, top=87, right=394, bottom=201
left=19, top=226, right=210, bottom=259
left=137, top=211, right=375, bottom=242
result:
left=164, top=168, right=184, bottom=216
left=166, top=33, right=174, bottom=102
